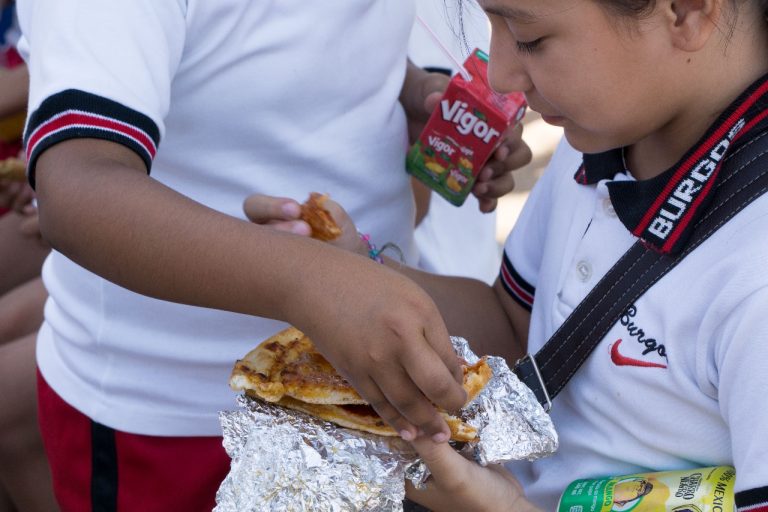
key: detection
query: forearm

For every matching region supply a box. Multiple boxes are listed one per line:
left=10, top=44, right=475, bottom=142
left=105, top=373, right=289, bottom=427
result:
left=0, top=66, right=29, bottom=119
left=399, top=59, right=428, bottom=118
left=35, top=139, right=358, bottom=325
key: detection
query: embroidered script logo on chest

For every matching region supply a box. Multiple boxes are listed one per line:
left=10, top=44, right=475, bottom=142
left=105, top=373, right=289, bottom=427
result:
left=609, top=305, right=668, bottom=369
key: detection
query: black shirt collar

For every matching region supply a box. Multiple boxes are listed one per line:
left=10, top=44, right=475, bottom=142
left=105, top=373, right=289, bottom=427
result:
left=574, top=72, right=768, bottom=254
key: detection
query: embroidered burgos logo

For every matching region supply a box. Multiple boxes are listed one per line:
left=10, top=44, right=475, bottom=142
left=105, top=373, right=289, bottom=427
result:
left=610, top=305, right=668, bottom=369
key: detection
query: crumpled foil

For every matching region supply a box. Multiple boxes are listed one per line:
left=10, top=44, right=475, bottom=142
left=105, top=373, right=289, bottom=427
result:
left=215, top=337, right=558, bottom=511
left=450, top=337, right=558, bottom=465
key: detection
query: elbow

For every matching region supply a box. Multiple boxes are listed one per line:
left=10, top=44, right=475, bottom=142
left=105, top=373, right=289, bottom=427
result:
left=33, top=163, right=78, bottom=253
left=35, top=188, right=65, bottom=252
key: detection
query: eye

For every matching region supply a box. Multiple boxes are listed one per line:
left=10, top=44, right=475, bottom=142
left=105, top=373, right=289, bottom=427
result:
left=516, top=38, right=543, bottom=54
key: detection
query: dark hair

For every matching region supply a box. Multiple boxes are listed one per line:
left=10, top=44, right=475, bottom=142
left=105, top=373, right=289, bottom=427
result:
left=455, top=0, right=767, bottom=27
left=596, top=0, right=768, bottom=25
left=595, top=0, right=656, bottom=18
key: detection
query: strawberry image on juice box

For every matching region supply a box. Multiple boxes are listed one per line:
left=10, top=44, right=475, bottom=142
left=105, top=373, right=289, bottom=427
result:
left=406, top=48, right=527, bottom=206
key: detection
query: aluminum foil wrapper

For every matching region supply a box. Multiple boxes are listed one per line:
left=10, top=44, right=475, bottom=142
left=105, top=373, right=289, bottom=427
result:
left=215, top=394, right=414, bottom=511
left=215, top=336, right=557, bottom=511
left=449, top=336, right=558, bottom=465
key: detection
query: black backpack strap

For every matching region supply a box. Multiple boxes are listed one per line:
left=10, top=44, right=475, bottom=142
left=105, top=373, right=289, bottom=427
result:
left=515, top=129, right=768, bottom=410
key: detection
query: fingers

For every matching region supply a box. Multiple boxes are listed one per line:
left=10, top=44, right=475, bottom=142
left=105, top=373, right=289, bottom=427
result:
left=384, top=326, right=466, bottom=439
left=409, top=434, right=469, bottom=488
left=496, top=123, right=532, bottom=168
left=242, top=194, right=311, bottom=235
left=351, top=318, right=464, bottom=441
left=407, top=437, right=532, bottom=512
left=416, top=315, right=466, bottom=408
left=357, top=375, right=419, bottom=441
left=423, top=90, right=444, bottom=117
left=315, top=198, right=361, bottom=252
left=397, top=311, right=465, bottom=436
left=473, top=166, right=516, bottom=199
left=421, top=73, right=450, bottom=112
left=471, top=123, right=532, bottom=210
left=477, top=197, right=498, bottom=214
left=369, top=363, right=451, bottom=442
left=243, top=193, right=300, bottom=222
left=486, top=123, right=532, bottom=178
left=405, top=435, right=473, bottom=512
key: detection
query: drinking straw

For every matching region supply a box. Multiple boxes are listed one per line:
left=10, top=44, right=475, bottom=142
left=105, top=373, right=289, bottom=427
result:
left=415, top=14, right=472, bottom=82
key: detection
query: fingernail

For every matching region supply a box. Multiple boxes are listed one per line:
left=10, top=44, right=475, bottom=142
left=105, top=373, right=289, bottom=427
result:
left=291, top=222, right=311, bottom=236
left=281, top=202, right=300, bottom=218
left=431, top=431, right=449, bottom=443
left=400, top=430, right=415, bottom=441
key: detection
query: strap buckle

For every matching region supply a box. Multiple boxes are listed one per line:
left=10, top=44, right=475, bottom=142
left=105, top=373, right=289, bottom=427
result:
left=515, top=353, right=552, bottom=413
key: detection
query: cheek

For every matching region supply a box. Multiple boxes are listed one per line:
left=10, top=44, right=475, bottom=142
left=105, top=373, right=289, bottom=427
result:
left=531, top=52, right=634, bottom=122
left=527, top=60, right=600, bottom=116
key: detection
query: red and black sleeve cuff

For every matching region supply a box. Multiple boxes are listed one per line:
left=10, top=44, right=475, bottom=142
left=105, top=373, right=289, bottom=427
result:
left=23, top=89, right=160, bottom=188
left=499, top=251, right=535, bottom=312
left=737, top=485, right=768, bottom=511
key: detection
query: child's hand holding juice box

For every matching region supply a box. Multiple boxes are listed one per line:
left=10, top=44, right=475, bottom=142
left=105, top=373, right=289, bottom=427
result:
left=406, top=48, right=527, bottom=206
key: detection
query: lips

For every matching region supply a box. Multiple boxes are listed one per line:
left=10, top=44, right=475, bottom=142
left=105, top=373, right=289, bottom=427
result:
left=540, top=114, right=566, bottom=126
left=526, top=97, right=566, bottom=126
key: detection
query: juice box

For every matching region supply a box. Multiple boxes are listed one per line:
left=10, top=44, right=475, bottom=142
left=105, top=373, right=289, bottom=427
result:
left=557, top=466, right=735, bottom=512
left=406, top=48, right=526, bottom=206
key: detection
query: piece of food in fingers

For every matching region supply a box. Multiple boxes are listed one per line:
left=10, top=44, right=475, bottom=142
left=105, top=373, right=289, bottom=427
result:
left=230, top=327, right=493, bottom=442
left=299, top=192, right=342, bottom=241
left=0, top=157, right=26, bottom=182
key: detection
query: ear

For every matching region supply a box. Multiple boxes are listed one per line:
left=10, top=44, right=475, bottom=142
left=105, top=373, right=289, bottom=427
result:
left=662, top=0, right=723, bottom=51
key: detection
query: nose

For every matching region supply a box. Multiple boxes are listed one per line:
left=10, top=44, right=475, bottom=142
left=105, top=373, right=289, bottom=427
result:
left=487, top=33, right=533, bottom=94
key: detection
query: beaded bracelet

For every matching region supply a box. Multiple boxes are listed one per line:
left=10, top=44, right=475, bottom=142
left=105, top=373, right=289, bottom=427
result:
left=358, top=232, right=405, bottom=264
left=358, top=232, right=383, bottom=263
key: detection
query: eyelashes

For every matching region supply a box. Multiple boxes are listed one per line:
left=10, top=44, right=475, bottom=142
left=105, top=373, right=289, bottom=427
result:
left=516, top=38, right=543, bottom=54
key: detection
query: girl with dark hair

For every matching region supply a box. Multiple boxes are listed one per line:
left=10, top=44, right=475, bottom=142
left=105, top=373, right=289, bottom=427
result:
left=399, top=0, right=768, bottom=509
left=252, top=0, right=768, bottom=509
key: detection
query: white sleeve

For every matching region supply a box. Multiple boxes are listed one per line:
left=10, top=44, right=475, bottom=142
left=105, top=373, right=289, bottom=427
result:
left=16, top=0, right=187, bottom=180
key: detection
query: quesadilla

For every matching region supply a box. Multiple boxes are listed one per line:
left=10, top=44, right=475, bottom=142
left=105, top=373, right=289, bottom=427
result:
left=230, top=327, right=492, bottom=442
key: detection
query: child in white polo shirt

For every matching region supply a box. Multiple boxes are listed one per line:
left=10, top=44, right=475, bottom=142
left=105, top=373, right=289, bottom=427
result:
left=16, top=1, right=533, bottom=510
left=250, top=0, right=768, bottom=509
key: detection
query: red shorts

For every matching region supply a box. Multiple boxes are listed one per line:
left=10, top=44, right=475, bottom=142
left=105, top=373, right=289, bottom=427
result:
left=37, top=370, right=231, bottom=512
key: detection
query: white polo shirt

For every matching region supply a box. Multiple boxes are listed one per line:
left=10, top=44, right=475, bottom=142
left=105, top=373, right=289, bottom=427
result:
left=500, top=76, right=768, bottom=510
left=17, top=0, right=418, bottom=436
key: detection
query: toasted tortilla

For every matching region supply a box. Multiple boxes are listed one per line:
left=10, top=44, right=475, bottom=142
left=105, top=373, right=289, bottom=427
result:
left=230, top=326, right=492, bottom=442
left=300, top=192, right=342, bottom=241
left=230, top=327, right=365, bottom=405
left=258, top=395, right=479, bottom=442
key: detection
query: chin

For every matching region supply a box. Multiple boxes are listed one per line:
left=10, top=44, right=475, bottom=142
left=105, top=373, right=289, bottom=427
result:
left=562, top=129, right=622, bottom=155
